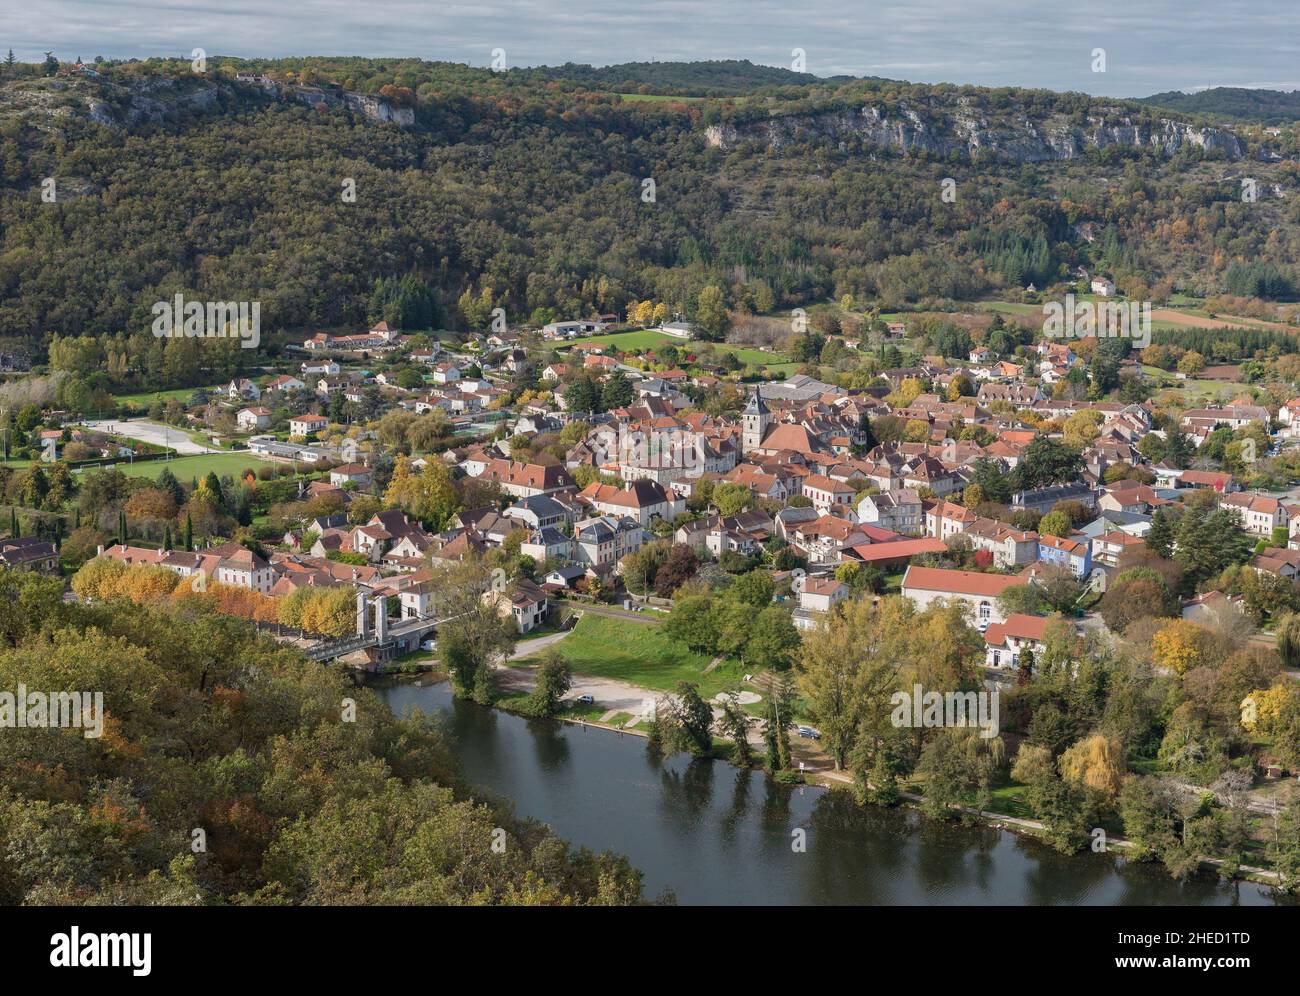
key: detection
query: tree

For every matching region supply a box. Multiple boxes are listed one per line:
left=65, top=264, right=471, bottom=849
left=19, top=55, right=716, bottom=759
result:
left=1038, top=510, right=1071, bottom=537
left=1011, top=436, right=1083, bottom=492
left=652, top=544, right=698, bottom=597
left=1058, top=734, right=1124, bottom=803
left=729, top=569, right=774, bottom=608
left=694, top=285, right=729, bottom=341
left=716, top=694, right=752, bottom=766
left=797, top=598, right=876, bottom=770
left=712, top=482, right=752, bottom=517
left=664, top=594, right=717, bottom=652
left=1151, top=619, right=1213, bottom=676
left=659, top=681, right=714, bottom=756
left=526, top=649, right=572, bottom=717
left=1025, top=764, right=1095, bottom=853
left=427, top=559, right=515, bottom=702
left=745, top=606, right=800, bottom=671
left=384, top=456, right=460, bottom=530
left=599, top=371, right=633, bottom=410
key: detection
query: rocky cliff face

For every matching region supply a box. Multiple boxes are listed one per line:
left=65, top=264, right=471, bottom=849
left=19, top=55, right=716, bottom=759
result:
left=705, top=99, right=1244, bottom=161
left=289, top=87, right=415, bottom=126
left=0, top=75, right=415, bottom=131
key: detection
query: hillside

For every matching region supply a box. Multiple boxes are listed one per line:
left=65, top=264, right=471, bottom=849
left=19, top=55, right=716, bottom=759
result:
left=0, top=58, right=1297, bottom=353
left=515, top=59, right=838, bottom=95
left=1138, top=87, right=1300, bottom=124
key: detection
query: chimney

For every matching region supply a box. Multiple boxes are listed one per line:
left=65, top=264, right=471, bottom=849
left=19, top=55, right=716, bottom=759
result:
left=96, top=544, right=104, bottom=556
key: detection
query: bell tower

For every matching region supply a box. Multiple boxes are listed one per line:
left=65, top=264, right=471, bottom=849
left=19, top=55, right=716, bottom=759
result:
left=741, top=391, right=770, bottom=454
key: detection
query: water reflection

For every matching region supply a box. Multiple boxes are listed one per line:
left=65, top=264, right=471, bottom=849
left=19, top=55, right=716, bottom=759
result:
left=378, top=678, right=1285, bottom=907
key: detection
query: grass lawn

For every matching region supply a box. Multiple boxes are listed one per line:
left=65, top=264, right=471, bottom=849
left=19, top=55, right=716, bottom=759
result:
left=565, top=329, right=680, bottom=352
left=518, top=613, right=744, bottom=698
left=115, top=384, right=224, bottom=408
left=72, top=452, right=274, bottom=482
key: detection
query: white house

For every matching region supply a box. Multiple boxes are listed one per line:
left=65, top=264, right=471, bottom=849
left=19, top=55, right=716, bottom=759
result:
left=236, top=407, right=272, bottom=431
left=289, top=413, right=329, bottom=437
left=900, top=565, right=1028, bottom=632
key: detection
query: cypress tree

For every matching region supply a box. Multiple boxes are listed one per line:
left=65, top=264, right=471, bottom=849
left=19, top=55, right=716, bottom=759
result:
left=9, top=507, right=16, bottom=537
left=184, top=512, right=193, bottom=551
left=764, top=697, right=782, bottom=773
left=163, top=525, right=172, bottom=550
left=117, top=509, right=126, bottom=545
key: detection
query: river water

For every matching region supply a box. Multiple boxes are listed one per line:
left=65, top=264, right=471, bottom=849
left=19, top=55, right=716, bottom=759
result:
left=378, top=679, right=1284, bottom=906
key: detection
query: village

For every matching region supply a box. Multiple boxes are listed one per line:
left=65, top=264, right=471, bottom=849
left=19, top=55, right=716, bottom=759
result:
left=6, top=306, right=1295, bottom=686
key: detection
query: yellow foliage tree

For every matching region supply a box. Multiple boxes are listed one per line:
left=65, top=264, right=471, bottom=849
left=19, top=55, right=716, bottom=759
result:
left=1151, top=619, right=1212, bottom=676
left=1059, top=734, right=1125, bottom=801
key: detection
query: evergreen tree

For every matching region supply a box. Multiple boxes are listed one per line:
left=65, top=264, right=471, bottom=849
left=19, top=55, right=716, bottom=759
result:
left=117, top=508, right=126, bottom=545
left=156, top=466, right=184, bottom=505
left=183, top=512, right=193, bottom=551
left=8, top=507, right=16, bottom=538
left=1145, top=507, right=1177, bottom=558
left=163, top=525, right=173, bottom=550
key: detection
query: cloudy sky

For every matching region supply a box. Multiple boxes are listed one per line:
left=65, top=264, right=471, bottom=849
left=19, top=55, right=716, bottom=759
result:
left=8, top=0, right=1299, bottom=97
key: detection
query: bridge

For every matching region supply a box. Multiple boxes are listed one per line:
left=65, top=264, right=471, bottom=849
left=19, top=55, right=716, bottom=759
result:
left=304, top=592, right=447, bottom=664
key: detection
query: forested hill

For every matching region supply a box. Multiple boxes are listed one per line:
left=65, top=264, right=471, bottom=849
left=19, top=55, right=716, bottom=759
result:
left=0, top=57, right=1296, bottom=352
left=514, top=59, right=841, bottom=95
left=1137, top=87, right=1300, bottom=124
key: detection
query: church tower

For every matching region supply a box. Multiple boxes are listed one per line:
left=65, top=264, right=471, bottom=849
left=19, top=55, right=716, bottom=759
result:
left=741, top=391, right=770, bottom=454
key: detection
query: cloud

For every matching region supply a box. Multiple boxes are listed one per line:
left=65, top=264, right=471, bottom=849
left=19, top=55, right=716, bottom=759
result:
left=5, top=0, right=1298, bottom=96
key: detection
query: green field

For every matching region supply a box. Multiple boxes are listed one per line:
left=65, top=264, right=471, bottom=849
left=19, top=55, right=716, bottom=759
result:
left=518, top=614, right=745, bottom=698
left=564, top=329, right=796, bottom=374
left=72, top=451, right=274, bottom=482
left=565, top=329, right=681, bottom=352
left=114, top=384, right=225, bottom=408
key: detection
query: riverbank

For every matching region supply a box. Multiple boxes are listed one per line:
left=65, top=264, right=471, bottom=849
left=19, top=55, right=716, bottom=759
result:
left=375, top=676, right=1286, bottom=906
left=379, top=668, right=1289, bottom=894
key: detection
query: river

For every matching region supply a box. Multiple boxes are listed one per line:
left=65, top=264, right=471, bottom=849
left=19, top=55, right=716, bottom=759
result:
left=378, top=679, right=1285, bottom=906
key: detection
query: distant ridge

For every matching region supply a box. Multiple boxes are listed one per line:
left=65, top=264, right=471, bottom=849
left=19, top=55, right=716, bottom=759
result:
left=514, top=58, right=857, bottom=96
left=1136, top=87, right=1300, bottom=124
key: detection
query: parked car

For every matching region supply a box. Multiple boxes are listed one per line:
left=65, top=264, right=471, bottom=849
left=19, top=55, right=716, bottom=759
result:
left=576, top=694, right=594, bottom=705
left=797, top=726, right=821, bottom=740
left=420, top=639, right=437, bottom=651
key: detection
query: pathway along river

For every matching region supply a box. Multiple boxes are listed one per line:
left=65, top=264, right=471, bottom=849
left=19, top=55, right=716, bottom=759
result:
left=379, top=679, right=1286, bottom=906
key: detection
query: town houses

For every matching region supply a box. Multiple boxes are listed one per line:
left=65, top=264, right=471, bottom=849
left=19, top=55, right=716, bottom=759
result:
left=48, top=300, right=1300, bottom=671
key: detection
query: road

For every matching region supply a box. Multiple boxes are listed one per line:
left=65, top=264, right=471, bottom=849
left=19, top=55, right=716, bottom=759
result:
left=77, top=418, right=217, bottom=455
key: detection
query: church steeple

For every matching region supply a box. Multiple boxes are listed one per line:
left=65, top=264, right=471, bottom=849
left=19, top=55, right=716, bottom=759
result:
left=741, top=391, right=770, bottom=454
